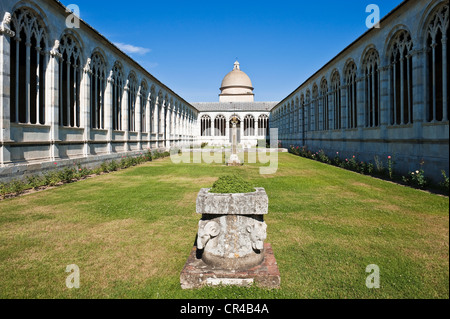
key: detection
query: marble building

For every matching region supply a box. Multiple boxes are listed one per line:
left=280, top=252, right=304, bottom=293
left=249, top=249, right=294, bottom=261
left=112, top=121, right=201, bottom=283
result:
left=0, top=0, right=199, bottom=181
left=0, top=0, right=448, bottom=183
left=192, top=61, right=276, bottom=147
left=272, top=0, right=448, bottom=181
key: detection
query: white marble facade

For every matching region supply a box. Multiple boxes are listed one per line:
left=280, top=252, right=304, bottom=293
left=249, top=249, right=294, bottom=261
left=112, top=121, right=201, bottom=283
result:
left=0, top=0, right=449, bottom=183
left=0, top=0, right=198, bottom=181
left=271, top=0, right=449, bottom=181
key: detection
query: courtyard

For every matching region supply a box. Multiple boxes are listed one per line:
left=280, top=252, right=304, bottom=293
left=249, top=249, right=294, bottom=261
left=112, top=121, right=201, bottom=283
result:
left=0, top=153, right=448, bottom=299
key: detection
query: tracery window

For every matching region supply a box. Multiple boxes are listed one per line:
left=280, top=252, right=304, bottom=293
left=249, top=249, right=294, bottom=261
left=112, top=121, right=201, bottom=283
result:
left=201, top=115, right=211, bottom=137
left=389, top=30, right=414, bottom=125
left=10, top=8, right=47, bottom=125
left=258, top=114, right=269, bottom=136
left=312, top=85, right=319, bottom=131
left=320, top=79, right=329, bottom=131
left=90, top=52, right=106, bottom=129
left=244, top=115, right=255, bottom=136
left=140, top=81, right=148, bottom=133
left=215, top=115, right=226, bottom=136
left=426, top=4, right=448, bottom=122
left=344, top=61, right=358, bottom=129
left=127, top=73, right=138, bottom=132
left=112, top=62, right=124, bottom=131
left=305, top=90, right=311, bottom=132
left=300, top=94, right=305, bottom=135
left=59, top=34, right=82, bottom=128
left=331, top=71, right=342, bottom=130
left=362, top=49, right=380, bottom=128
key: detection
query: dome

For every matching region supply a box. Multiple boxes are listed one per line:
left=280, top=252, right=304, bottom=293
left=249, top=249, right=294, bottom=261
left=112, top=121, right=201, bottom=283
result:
left=220, top=61, right=254, bottom=90
left=219, top=61, right=255, bottom=103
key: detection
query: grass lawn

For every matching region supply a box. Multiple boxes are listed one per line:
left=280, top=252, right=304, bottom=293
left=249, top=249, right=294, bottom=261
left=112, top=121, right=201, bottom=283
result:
left=0, top=153, right=448, bottom=299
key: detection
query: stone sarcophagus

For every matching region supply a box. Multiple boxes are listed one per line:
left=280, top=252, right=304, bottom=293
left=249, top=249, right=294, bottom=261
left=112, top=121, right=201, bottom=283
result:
left=195, top=188, right=269, bottom=270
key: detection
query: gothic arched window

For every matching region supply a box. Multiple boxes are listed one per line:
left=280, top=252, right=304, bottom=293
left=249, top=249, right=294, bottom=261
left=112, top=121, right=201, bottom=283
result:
left=201, top=115, right=211, bottom=137
left=10, top=7, right=47, bottom=125
left=305, top=90, right=311, bottom=132
left=140, top=81, right=148, bottom=133
left=59, top=33, right=82, bottom=128
left=312, top=84, right=319, bottom=131
left=362, top=48, right=380, bottom=128
left=389, top=30, right=414, bottom=125
left=90, top=52, right=106, bottom=129
left=320, top=78, right=329, bottom=131
left=215, top=115, right=226, bottom=137
left=244, top=115, right=255, bottom=136
left=112, top=62, right=124, bottom=131
left=425, top=3, right=448, bottom=122
left=258, top=114, right=269, bottom=137
left=331, top=71, right=341, bottom=130
left=344, top=61, right=358, bottom=129
left=127, top=73, right=138, bottom=132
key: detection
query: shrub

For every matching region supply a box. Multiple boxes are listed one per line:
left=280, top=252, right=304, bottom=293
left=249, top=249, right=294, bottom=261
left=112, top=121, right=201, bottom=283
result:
left=317, top=150, right=331, bottom=164
left=27, top=175, right=45, bottom=190
left=108, top=160, right=118, bottom=172
left=333, top=152, right=341, bottom=166
left=367, top=163, right=375, bottom=176
left=387, top=156, right=395, bottom=179
left=402, top=169, right=428, bottom=189
left=439, top=170, right=449, bottom=194
left=0, top=183, right=7, bottom=198
left=374, top=156, right=385, bottom=176
left=8, top=179, right=26, bottom=196
left=92, top=167, right=102, bottom=175
left=201, top=143, right=208, bottom=149
left=100, top=161, right=109, bottom=173
left=58, top=168, right=76, bottom=183
left=43, top=171, right=61, bottom=186
left=210, top=174, right=255, bottom=194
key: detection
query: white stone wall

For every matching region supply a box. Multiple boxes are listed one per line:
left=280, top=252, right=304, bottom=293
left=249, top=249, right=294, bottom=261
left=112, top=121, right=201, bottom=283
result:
left=271, top=0, right=449, bottom=181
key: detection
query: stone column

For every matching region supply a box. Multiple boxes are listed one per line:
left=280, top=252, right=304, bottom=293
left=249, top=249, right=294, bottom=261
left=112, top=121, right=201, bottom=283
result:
left=47, top=41, right=62, bottom=161
left=136, top=88, right=142, bottom=150
left=122, top=80, right=129, bottom=151
left=165, top=103, right=171, bottom=148
left=81, top=59, right=92, bottom=157
left=0, top=18, right=14, bottom=166
left=104, top=71, right=114, bottom=154
left=160, top=99, right=166, bottom=149
left=145, top=93, right=151, bottom=149
left=153, top=96, right=159, bottom=148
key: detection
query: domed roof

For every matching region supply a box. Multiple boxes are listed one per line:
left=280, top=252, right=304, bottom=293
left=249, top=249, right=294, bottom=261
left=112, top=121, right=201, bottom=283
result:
left=220, top=61, right=253, bottom=90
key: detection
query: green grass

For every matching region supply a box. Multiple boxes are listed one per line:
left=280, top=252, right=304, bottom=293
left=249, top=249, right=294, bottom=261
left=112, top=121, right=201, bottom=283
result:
left=210, top=174, right=256, bottom=194
left=0, top=153, right=448, bottom=299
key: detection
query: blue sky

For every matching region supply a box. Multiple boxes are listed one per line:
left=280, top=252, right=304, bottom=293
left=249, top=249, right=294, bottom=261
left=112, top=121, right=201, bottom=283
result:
left=61, top=0, right=404, bottom=102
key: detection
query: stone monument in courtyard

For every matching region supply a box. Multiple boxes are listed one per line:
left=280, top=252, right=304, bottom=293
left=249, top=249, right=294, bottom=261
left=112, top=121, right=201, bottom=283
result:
left=180, top=184, right=280, bottom=289
left=227, top=115, right=242, bottom=166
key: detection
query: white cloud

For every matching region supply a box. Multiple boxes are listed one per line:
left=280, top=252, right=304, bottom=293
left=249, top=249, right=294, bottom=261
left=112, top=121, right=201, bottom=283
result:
left=114, top=42, right=151, bottom=55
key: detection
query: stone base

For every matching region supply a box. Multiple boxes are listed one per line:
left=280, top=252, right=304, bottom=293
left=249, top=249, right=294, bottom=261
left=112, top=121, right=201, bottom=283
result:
left=227, top=154, right=242, bottom=166
left=180, top=243, right=280, bottom=289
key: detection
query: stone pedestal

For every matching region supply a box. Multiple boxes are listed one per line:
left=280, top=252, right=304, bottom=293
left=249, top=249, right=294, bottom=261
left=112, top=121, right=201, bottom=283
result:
left=180, top=187, right=280, bottom=289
